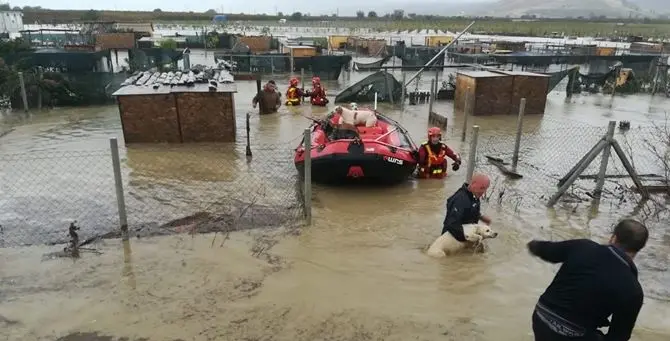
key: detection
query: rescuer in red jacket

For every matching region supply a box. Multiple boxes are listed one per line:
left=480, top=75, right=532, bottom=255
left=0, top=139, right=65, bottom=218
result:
left=417, top=127, right=461, bottom=179
left=308, top=76, right=329, bottom=106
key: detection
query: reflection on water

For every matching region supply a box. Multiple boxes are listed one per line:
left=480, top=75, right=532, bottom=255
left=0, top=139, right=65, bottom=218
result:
left=0, top=71, right=669, bottom=340
left=122, top=240, right=136, bottom=290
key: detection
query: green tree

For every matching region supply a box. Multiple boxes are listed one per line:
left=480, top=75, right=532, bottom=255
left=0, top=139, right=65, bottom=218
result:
left=367, top=11, right=377, bottom=18
left=153, top=8, right=162, bottom=12
left=290, top=12, right=302, bottom=21
left=159, top=38, right=177, bottom=49
left=0, top=4, right=10, bottom=11
left=205, top=9, right=216, bottom=15
left=356, top=11, right=365, bottom=19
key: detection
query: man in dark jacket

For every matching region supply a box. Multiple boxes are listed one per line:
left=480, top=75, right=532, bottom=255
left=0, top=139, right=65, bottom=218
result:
left=441, top=173, right=492, bottom=241
left=252, top=80, right=281, bottom=115
left=527, top=218, right=648, bottom=341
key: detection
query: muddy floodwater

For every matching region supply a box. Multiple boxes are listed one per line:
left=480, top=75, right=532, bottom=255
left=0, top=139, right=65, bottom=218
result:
left=1, top=70, right=669, bottom=340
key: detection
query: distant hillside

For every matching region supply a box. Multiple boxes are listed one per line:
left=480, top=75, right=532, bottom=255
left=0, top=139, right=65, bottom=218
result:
left=343, top=0, right=670, bottom=18
left=479, top=0, right=670, bottom=17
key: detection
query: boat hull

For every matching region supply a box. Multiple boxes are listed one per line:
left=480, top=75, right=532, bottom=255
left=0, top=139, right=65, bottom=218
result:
left=295, top=151, right=417, bottom=184
left=294, top=112, right=418, bottom=184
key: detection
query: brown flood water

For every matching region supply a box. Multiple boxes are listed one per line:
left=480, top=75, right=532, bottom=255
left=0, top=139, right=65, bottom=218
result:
left=1, top=71, right=669, bottom=340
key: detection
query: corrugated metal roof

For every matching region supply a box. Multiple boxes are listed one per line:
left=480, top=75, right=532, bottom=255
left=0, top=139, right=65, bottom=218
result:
left=113, top=70, right=237, bottom=96
left=114, top=22, right=154, bottom=33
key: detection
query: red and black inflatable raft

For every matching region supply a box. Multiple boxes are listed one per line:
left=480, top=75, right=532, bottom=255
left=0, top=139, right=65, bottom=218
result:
left=294, top=109, right=419, bottom=184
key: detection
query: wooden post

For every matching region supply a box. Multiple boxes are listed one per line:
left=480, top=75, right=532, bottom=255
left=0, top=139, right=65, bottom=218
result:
left=385, top=73, right=394, bottom=105
left=303, top=128, right=312, bottom=224
left=290, top=48, right=295, bottom=76
left=461, top=90, right=470, bottom=142
left=246, top=113, right=252, bottom=157
left=466, top=125, right=479, bottom=183
left=547, top=140, right=608, bottom=207
left=593, top=121, right=616, bottom=197
left=610, top=140, right=650, bottom=199
left=37, top=68, right=43, bottom=111
left=400, top=72, right=406, bottom=110
left=511, top=98, right=526, bottom=171
left=110, top=138, right=129, bottom=240
left=428, top=79, right=435, bottom=115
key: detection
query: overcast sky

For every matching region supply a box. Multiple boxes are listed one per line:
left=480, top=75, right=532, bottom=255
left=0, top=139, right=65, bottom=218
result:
left=7, top=0, right=489, bottom=16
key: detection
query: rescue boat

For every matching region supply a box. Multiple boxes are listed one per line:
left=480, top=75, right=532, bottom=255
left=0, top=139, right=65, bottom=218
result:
left=294, top=109, right=419, bottom=184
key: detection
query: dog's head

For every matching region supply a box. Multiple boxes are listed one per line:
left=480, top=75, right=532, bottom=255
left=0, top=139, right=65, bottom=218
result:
left=464, top=224, right=498, bottom=242
left=475, top=224, right=498, bottom=239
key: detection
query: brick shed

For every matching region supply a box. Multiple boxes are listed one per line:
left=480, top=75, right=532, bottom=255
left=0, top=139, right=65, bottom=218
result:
left=238, top=36, right=272, bottom=53
left=454, top=71, right=514, bottom=116
left=113, top=80, right=237, bottom=144
left=495, top=71, right=549, bottom=115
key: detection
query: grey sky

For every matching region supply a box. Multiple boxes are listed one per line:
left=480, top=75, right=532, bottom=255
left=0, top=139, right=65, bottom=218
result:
left=8, top=0, right=489, bottom=16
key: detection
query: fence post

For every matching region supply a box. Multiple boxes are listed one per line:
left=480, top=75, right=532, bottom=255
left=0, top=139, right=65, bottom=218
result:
left=303, top=128, right=312, bottom=225
left=511, top=98, right=527, bottom=171
left=246, top=113, right=252, bottom=157
left=461, top=90, right=470, bottom=142
left=428, top=79, right=435, bottom=115
left=401, top=72, right=406, bottom=110
left=434, top=69, right=439, bottom=91
left=37, top=68, right=43, bottom=111
left=18, top=71, right=28, bottom=112
left=374, top=92, right=378, bottom=110
left=109, top=138, right=129, bottom=240
left=301, top=68, right=305, bottom=88
left=385, top=73, right=395, bottom=105
left=270, top=55, right=275, bottom=75
left=290, top=49, right=295, bottom=75
left=466, top=125, right=480, bottom=183
left=594, top=121, right=616, bottom=197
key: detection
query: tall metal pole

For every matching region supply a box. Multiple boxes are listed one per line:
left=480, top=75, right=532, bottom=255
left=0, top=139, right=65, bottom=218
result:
left=404, top=21, right=475, bottom=87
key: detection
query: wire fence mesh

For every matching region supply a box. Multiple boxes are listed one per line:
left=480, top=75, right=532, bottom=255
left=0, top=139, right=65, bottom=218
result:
left=472, top=119, right=668, bottom=215
left=0, top=141, right=305, bottom=247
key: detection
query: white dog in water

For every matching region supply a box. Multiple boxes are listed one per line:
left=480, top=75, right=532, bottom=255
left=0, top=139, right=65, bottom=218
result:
left=335, top=105, right=378, bottom=127
left=426, top=224, right=499, bottom=257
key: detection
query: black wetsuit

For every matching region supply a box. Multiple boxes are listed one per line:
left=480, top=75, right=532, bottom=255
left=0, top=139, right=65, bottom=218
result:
left=529, top=239, right=644, bottom=341
left=441, top=183, right=482, bottom=241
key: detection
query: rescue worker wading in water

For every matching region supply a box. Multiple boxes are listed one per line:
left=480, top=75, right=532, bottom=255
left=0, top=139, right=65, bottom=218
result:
left=285, top=77, right=305, bottom=106
left=417, top=127, right=461, bottom=179
left=308, top=76, right=329, bottom=106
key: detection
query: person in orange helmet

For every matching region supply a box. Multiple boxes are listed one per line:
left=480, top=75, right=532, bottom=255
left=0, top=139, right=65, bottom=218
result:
left=308, top=76, right=329, bottom=106
left=285, top=77, right=304, bottom=106
left=417, top=127, right=461, bottom=179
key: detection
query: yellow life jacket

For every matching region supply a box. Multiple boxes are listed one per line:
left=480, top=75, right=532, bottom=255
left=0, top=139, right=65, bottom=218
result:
left=421, top=141, right=447, bottom=169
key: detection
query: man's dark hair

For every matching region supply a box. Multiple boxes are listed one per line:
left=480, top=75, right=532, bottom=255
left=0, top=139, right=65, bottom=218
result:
left=612, top=219, right=648, bottom=253
left=268, top=80, right=276, bottom=85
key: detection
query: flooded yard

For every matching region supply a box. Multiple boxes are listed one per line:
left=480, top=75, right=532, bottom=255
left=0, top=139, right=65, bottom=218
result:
left=1, top=71, right=669, bottom=340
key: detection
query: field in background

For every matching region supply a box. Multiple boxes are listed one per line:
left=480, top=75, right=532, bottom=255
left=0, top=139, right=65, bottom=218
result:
left=21, top=9, right=670, bottom=38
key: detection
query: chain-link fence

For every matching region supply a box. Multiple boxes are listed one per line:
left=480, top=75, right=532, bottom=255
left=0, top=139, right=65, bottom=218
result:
left=0, top=140, right=306, bottom=247
left=470, top=118, right=667, bottom=215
